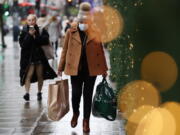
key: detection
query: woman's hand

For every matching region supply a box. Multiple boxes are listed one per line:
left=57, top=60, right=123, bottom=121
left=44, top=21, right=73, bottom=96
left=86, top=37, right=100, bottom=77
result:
left=102, top=71, right=108, bottom=78
left=58, top=70, right=62, bottom=77
left=29, top=29, right=36, bottom=36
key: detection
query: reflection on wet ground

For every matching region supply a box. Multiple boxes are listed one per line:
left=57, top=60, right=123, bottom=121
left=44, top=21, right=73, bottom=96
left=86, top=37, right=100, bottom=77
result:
left=0, top=35, right=125, bottom=135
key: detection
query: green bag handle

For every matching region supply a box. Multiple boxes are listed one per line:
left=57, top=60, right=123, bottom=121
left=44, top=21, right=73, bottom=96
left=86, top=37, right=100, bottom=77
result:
left=102, top=77, right=108, bottom=85
left=102, top=77, right=115, bottom=98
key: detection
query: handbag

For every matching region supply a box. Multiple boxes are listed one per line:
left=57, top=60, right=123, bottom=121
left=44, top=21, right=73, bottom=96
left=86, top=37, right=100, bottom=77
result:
left=41, top=43, right=54, bottom=60
left=48, top=78, right=69, bottom=121
left=92, top=78, right=117, bottom=121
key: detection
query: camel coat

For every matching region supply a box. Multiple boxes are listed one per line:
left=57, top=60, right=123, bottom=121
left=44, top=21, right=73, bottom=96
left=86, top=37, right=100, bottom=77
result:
left=58, top=25, right=108, bottom=76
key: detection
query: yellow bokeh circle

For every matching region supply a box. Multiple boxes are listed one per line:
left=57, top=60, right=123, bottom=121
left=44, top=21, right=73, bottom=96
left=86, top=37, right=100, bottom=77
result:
left=141, top=51, right=178, bottom=92
left=162, top=102, right=180, bottom=135
left=92, top=6, right=124, bottom=43
left=118, top=80, right=160, bottom=118
left=128, top=105, right=155, bottom=124
left=135, top=108, right=176, bottom=135
left=125, top=105, right=155, bottom=135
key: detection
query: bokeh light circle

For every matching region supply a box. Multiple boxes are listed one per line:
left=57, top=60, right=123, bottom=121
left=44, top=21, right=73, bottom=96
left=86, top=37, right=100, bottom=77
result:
left=118, top=80, right=160, bottom=118
left=141, top=51, right=178, bottom=92
left=128, top=105, right=155, bottom=124
left=162, top=102, right=180, bottom=135
left=125, top=105, right=155, bottom=135
left=135, top=108, right=176, bottom=135
left=91, top=6, right=124, bottom=43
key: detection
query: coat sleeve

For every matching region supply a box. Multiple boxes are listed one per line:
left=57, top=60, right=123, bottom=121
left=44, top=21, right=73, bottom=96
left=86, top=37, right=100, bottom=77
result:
left=100, top=43, right=108, bottom=72
left=19, top=30, right=34, bottom=49
left=58, top=30, right=71, bottom=72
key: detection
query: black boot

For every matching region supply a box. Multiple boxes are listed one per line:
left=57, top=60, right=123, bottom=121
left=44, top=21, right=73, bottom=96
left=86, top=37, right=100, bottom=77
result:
left=23, top=93, right=30, bottom=101
left=37, top=92, right=42, bottom=101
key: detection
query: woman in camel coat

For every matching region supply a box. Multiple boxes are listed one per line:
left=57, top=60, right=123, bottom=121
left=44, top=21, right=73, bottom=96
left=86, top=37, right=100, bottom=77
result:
left=58, top=2, right=108, bottom=133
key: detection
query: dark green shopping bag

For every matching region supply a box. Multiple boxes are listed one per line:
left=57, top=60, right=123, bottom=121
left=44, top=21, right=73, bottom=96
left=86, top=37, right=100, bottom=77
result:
left=92, top=78, right=117, bottom=121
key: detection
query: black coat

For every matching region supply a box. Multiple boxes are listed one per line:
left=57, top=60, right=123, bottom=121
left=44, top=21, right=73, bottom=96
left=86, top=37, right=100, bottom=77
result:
left=19, top=25, right=57, bottom=86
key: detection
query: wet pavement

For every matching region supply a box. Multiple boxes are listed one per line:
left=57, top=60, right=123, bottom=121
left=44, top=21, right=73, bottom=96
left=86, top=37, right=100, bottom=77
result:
left=0, top=35, right=125, bottom=135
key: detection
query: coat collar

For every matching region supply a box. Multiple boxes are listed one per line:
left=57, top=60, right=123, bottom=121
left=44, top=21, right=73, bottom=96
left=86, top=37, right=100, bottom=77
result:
left=70, top=26, right=81, bottom=43
left=70, top=24, right=97, bottom=44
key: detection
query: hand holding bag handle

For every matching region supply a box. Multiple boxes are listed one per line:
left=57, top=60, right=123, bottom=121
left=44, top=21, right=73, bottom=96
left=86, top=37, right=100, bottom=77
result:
left=57, top=69, right=63, bottom=77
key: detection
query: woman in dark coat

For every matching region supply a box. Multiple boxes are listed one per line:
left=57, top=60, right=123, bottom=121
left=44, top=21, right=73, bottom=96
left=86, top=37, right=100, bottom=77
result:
left=19, top=14, right=57, bottom=101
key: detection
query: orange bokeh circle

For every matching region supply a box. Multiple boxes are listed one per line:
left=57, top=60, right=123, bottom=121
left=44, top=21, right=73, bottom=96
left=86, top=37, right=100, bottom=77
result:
left=91, top=6, right=124, bottom=43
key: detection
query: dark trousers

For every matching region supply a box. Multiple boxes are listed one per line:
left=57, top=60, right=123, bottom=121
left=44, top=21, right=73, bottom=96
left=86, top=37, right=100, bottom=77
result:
left=51, top=41, right=58, bottom=56
left=71, top=74, right=96, bottom=119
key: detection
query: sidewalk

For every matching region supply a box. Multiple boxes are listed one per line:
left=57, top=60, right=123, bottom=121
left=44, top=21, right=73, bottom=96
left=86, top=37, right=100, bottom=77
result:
left=0, top=34, right=126, bottom=135
left=0, top=35, right=46, bottom=135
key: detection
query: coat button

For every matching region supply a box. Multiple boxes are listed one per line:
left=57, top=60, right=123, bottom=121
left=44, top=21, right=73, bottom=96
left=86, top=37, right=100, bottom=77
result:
left=97, top=53, right=99, bottom=56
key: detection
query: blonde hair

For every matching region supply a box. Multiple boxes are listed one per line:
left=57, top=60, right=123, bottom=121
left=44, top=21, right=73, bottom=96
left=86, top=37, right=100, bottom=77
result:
left=27, top=14, right=37, bottom=21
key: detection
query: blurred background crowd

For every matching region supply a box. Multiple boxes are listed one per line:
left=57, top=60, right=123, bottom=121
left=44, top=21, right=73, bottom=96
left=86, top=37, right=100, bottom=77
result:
left=0, top=0, right=104, bottom=48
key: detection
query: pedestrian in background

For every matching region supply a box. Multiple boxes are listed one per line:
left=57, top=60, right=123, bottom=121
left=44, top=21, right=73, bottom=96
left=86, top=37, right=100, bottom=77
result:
left=19, top=14, right=57, bottom=101
left=61, top=16, right=69, bottom=37
left=64, top=17, right=74, bottom=33
left=58, top=2, right=108, bottom=133
left=12, top=13, right=20, bottom=45
left=46, top=15, right=62, bottom=57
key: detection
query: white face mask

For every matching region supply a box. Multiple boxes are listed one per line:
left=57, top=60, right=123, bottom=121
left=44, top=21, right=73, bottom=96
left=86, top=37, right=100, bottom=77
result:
left=79, top=23, right=88, bottom=31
